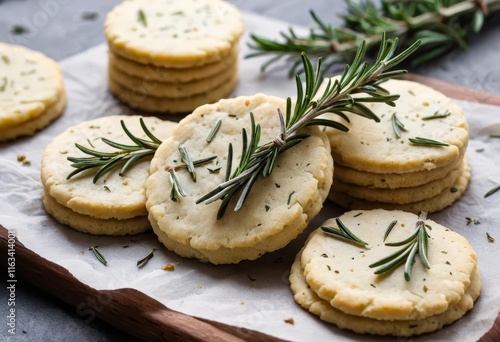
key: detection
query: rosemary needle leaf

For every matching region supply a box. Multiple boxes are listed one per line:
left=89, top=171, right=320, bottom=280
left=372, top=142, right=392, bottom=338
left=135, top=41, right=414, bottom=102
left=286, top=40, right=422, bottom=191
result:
left=206, top=118, right=222, bottom=143
left=321, top=219, right=367, bottom=247
left=138, top=9, right=147, bottom=27
left=484, top=185, right=500, bottom=198
left=336, top=218, right=368, bottom=245
left=88, top=246, right=107, bottom=266
left=383, top=220, right=398, bottom=242
left=137, top=249, right=156, bottom=268
left=391, top=113, right=406, bottom=139
left=421, top=110, right=451, bottom=120
left=409, top=137, right=449, bottom=147
left=178, top=145, right=197, bottom=182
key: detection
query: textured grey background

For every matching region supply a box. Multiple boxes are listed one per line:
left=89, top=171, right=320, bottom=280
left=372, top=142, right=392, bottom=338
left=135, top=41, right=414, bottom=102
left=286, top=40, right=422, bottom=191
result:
left=1, top=1, right=499, bottom=341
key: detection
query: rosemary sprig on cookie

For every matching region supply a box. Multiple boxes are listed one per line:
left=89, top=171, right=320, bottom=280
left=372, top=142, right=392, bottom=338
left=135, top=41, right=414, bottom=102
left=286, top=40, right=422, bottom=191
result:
left=321, top=218, right=368, bottom=246
left=248, top=0, right=500, bottom=75
left=370, top=212, right=430, bottom=281
left=66, top=118, right=162, bottom=183
left=197, top=35, right=420, bottom=219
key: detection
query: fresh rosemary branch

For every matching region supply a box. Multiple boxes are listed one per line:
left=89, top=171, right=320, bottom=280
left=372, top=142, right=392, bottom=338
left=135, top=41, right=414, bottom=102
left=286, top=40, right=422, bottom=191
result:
left=66, top=119, right=162, bottom=183
left=369, top=212, right=430, bottom=281
left=321, top=218, right=368, bottom=246
left=248, top=0, right=500, bottom=75
left=197, top=35, right=420, bottom=219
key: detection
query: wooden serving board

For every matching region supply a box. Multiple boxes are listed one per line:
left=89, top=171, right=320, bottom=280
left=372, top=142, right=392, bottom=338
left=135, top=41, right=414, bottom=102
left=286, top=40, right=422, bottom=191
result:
left=1, top=75, right=499, bottom=341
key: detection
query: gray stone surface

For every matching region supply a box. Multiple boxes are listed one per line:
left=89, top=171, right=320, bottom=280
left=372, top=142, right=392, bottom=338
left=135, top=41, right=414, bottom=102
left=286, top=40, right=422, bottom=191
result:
left=1, top=1, right=499, bottom=341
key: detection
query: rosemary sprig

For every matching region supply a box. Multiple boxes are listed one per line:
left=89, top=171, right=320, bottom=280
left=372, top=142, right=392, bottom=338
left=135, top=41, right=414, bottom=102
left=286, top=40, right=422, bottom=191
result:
left=197, top=35, right=420, bottom=219
left=409, top=137, right=449, bottom=146
left=321, top=218, right=368, bottom=246
left=369, top=212, right=430, bottom=281
left=391, top=113, right=406, bottom=139
left=66, top=119, right=162, bottom=183
left=248, top=0, right=500, bottom=75
left=484, top=185, right=500, bottom=198
left=88, top=246, right=107, bottom=266
left=137, top=248, right=156, bottom=268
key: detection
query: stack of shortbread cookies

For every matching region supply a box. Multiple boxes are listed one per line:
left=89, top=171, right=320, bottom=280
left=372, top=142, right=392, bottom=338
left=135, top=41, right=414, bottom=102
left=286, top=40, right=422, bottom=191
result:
left=291, top=210, right=480, bottom=336
left=105, top=0, right=244, bottom=114
left=146, top=94, right=333, bottom=264
left=41, top=115, right=176, bottom=235
left=0, top=42, right=66, bottom=142
left=325, top=79, right=470, bottom=214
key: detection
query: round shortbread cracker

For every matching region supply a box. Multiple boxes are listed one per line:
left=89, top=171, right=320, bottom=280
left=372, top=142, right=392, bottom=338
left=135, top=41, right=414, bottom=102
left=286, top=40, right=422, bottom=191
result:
left=329, top=159, right=471, bottom=214
left=0, top=92, right=66, bottom=142
left=0, top=42, right=65, bottom=129
left=43, top=191, right=150, bottom=235
left=324, top=79, right=469, bottom=173
left=301, top=210, right=477, bottom=321
left=108, top=61, right=237, bottom=98
left=334, top=151, right=464, bottom=189
left=108, top=46, right=238, bottom=83
left=41, top=115, right=176, bottom=220
left=332, top=158, right=465, bottom=205
left=108, top=72, right=239, bottom=113
left=290, top=250, right=481, bottom=336
left=105, top=0, right=244, bottom=68
left=146, top=94, right=333, bottom=264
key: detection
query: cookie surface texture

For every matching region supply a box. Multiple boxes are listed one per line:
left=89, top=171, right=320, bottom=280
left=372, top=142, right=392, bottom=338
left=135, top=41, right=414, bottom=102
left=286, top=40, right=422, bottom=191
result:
left=301, top=210, right=477, bottom=320
left=41, top=115, right=176, bottom=220
left=105, top=0, right=244, bottom=67
left=146, top=94, right=333, bottom=264
left=324, top=79, right=469, bottom=173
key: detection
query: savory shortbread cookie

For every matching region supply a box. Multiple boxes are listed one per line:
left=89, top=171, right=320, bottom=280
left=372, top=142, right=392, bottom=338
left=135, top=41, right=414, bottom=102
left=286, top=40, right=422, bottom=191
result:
left=333, top=158, right=465, bottom=204
left=108, top=73, right=239, bottom=113
left=290, top=250, right=481, bottom=336
left=301, top=210, right=477, bottom=320
left=108, top=61, right=237, bottom=98
left=43, top=191, right=150, bottom=235
left=105, top=0, right=244, bottom=67
left=324, top=80, right=469, bottom=173
left=0, top=92, right=66, bottom=142
left=108, top=46, right=239, bottom=83
left=146, top=94, right=333, bottom=264
left=0, top=42, right=65, bottom=138
left=41, top=115, right=176, bottom=220
left=329, top=159, right=471, bottom=214
left=334, top=152, right=464, bottom=189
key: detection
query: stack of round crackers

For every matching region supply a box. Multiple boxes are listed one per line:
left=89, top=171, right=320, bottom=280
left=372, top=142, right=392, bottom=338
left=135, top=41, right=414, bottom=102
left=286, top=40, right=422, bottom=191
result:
left=105, top=0, right=244, bottom=114
left=291, top=209, right=480, bottom=336
left=0, top=42, right=66, bottom=142
left=146, top=94, right=333, bottom=264
left=325, top=79, right=470, bottom=214
left=41, top=115, right=176, bottom=235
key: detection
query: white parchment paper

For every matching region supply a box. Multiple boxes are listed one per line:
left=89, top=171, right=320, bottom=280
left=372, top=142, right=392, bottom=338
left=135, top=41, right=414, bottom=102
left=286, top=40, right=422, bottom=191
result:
left=1, top=12, right=500, bottom=341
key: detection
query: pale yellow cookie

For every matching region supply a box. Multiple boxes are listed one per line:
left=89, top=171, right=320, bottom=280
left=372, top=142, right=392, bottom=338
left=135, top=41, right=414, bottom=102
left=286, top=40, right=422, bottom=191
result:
left=43, top=191, right=150, bottom=235
left=108, top=72, right=239, bottom=113
left=108, top=61, right=237, bottom=98
left=41, top=115, right=176, bottom=220
left=0, top=42, right=65, bottom=129
left=301, top=210, right=477, bottom=320
left=105, top=0, right=244, bottom=67
left=332, top=158, right=465, bottom=204
left=329, top=159, right=471, bottom=214
left=0, top=92, right=66, bottom=142
left=324, top=79, right=469, bottom=173
left=108, top=45, right=239, bottom=83
left=334, top=151, right=464, bottom=189
left=290, top=250, right=481, bottom=336
left=146, top=94, right=333, bottom=264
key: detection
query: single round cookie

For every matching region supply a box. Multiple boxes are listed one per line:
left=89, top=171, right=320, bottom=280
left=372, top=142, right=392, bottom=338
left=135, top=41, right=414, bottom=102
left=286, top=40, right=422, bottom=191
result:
left=0, top=42, right=65, bottom=130
left=108, top=61, right=237, bottom=98
left=332, top=158, right=464, bottom=204
left=290, top=250, right=481, bottom=336
left=0, top=92, right=66, bottom=142
left=329, top=158, right=471, bottom=214
left=43, top=191, right=150, bottom=235
left=105, top=0, right=244, bottom=67
left=108, top=72, right=239, bottom=113
left=146, top=94, right=334, bottom=264
left=324, top=79, right=469, bottom=173
left=334, top=151, right=464, bottom=189
left=108, top=45, right=239, bottom=83
left=41, top=115, right=176, bottom=220
left=301, top=210, right=477, bottom=321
